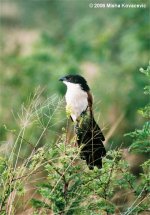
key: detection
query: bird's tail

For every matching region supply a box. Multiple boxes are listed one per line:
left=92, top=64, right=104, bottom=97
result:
left=75, top=113, right=106, bottom=170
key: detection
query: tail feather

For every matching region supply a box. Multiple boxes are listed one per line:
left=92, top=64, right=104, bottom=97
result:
left=75, top=114, right=106, bottom=170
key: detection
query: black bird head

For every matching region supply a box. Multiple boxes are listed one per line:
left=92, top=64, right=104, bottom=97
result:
left=59, top=74, right=90, bottom=91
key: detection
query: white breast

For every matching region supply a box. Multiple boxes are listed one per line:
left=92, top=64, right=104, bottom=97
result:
left=64, top=82, right=88, bottom=121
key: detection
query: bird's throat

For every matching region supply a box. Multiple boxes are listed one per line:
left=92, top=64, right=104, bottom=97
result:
left=65, top=84, right=88, bottom=121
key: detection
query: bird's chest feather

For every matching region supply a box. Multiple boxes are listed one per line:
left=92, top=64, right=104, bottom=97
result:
left=65, top=84, right=88, bottom=121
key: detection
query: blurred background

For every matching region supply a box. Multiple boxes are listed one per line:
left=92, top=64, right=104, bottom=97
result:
left=0, top=0, right=149, bottom=152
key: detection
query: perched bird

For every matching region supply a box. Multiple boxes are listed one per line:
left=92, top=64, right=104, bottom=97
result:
left=59, top=74, right=106, bottom=169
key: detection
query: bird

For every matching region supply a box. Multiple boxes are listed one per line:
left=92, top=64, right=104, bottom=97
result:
left=59, top=74, right=106, bottom=170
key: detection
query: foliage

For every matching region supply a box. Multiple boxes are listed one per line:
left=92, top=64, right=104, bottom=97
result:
left=0, top=65, right=149, bottom=214
left=125, top=64, right=150, bottom=154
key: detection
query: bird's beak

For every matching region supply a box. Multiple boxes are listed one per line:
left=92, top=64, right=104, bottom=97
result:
left=59, top=76, right=66, bottom=82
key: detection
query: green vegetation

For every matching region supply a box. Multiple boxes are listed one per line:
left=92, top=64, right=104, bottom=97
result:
left=0, top=65, right=149, bottom=214
left=125, top=65, right=150, bottom=154
left=0, top=0, right=149, bottom=214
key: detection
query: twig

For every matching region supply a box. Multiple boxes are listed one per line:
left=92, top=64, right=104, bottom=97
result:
left=104, top=113, right=125, bottom=146
left=47, top=161, right=69, bottom=199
